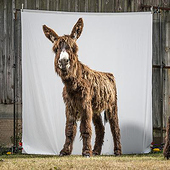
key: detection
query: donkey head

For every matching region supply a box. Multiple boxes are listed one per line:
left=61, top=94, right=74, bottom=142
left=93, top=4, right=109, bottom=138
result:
left=43, top=18, right=83, bottom=77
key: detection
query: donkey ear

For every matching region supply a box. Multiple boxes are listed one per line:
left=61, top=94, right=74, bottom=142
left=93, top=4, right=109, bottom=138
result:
left=43, top=25, right=59, bottom=43
left=70, top=18, right=84, bottom=40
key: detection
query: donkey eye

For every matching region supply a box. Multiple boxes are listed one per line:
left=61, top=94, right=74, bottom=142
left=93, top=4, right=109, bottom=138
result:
left=72, top=46, right=77, bottom=53
left=65, top=45, right=70, bottom=50
left=54, top=48, right=58, bottom=53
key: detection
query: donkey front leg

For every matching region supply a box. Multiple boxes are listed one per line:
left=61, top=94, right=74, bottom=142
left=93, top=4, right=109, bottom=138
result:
left=92, top=114, right=105, bottom=155
left=60, top=106, right=77, bottom=156
left=80, top=103, right=93, bottom=157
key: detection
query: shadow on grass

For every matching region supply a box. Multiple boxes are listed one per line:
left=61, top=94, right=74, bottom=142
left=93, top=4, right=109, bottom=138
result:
left=0, top=152, right=163, bottom=159
left=0, top=154, right=58, bottom=159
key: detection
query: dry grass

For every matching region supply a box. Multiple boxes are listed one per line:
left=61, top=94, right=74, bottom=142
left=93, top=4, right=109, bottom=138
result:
left=0, top=153, right=170, bottom=170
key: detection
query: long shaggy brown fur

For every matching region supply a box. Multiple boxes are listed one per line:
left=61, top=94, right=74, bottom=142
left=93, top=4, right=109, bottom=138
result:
left=163, top=116, right=170, bottom=160
left=43, top=18, right=122, bottom=157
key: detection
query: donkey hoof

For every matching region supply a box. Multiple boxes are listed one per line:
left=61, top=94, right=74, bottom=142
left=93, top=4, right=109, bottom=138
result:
left=59, top=152, right=69, bottom=157
left=82, top=150, right=92, bottom=158
left=59, top=153, right=65, bottom=157
left=92, top=150, right=100, bottom=156
left=83, top=155, right=90, bottom=158
left=82, top=152, right=91, bottom=158
left=114, top=151, right=121, bottom=157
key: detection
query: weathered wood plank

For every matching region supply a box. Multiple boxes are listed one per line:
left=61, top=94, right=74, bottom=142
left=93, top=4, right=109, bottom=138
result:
left=58, top=0, right=68, bottom=11
left=153, top=21, right=160, bottom=65
left=126, top=0, right=132, bottom=12
left=74, top=0, right=78, bottom=12
left=24, top=0, right=27, bottom=9
left=134, top=0, right=141, bottom=12
left=101, top=0, right=114, bottom=12
left=164, top=14, right=170, bottom=65
left=164, top=69, right=170, bottom=128
left=3, top=0, right=7, bottom=104
left=46, top=0, right=49, bottom=10
left=27, top=0, right=36, bottom=10
left=14, top=11, right=22, bottom=104
left=55, top=0, right=59, bottom=11
left=155, top=0, right=161, bottom=6
left=78, top=0, right=86, bottom=12
left=163, top=13, right=170, bottom=128
left=153, top=68, right=161, bottom=128
left=130, top=0, right=135, bottom=12
left=88, top=0, right=100, bottom=12
left=88, top=0, right=95, bottom=12
left=49, top=0, right=57, bottom=11
left=15, top=0, right=21, bottom=9
left=11, top=0, right=15, bottom=104
left=15, top=0, right=25, bottom=9
left=69, top=0, right=75, bottom=12
left=7, top=0, right=13, bottom=103
left=0, top=0, right=4, bottom=103
left=36, top=0, right=39, bottom=10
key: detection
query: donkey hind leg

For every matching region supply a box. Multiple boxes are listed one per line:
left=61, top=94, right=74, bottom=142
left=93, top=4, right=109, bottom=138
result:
left=92, top=114, right=105, bottom=155
left=80, top=104, right=93, bottom=157
left=59, top=117, right=77, bottom=156
left=108, top=103, right=122, bottom=156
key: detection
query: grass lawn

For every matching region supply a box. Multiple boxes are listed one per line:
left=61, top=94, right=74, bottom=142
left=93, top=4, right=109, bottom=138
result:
left=0, top=153, right=169, bottom=170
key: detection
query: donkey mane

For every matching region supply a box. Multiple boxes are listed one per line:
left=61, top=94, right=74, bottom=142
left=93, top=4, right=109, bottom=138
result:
left=43, top=18, right=122, bottom=157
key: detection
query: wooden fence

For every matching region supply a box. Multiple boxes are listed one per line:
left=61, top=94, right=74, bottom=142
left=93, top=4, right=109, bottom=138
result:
left=0, top=0, right=170, bottom=146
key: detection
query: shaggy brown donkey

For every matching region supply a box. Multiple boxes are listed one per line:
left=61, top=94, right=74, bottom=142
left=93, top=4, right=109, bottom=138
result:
left=163, top=116, right=170, bottom=159
left=43, top=18, right=122, bottom=157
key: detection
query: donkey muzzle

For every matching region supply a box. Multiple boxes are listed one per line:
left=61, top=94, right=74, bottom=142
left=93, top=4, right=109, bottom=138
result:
left=58, top=50, right=70, bottom=71
left=58, top=58, right=70, bottom=71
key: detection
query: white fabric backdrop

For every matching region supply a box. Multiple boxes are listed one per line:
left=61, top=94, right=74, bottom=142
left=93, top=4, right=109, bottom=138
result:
left=22, top=10, right=152, bottom=155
